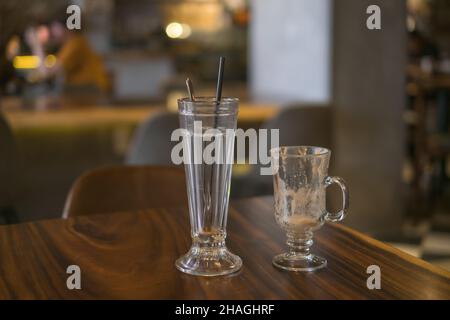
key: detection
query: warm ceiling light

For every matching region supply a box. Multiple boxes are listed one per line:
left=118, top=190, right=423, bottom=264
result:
left=165, top=22, right=191, bottom=39
left=166, top=22, right=183, bottom=39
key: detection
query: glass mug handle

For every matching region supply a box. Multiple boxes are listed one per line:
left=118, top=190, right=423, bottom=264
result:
left=324, top=176, right=349, bottom=222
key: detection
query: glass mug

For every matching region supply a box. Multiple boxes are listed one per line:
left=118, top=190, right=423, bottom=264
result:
left=270, top=146, right=349, bottom=272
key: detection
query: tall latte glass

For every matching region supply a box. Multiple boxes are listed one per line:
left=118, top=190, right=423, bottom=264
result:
left=175, top=97, right=242, bottom=276
left=271, top=146, right=349, bottom=272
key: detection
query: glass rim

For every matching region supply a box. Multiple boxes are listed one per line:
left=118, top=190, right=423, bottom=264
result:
left=270, top=146, right=330, bottom=158
left=178, top=97, right=239, bottom=115
left=178, top=97, right=239, bottom=106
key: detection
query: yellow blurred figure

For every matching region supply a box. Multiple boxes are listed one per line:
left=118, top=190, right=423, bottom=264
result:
left=57, top=34, right=110, bottom=91
left=50, top=21, right=110, bottom=92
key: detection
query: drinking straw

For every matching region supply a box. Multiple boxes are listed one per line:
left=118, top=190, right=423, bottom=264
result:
left=212, top=56, right=225, bottom=131
left=185, top=78, right=195, bottom=101
left=215, top=56, right=225, bottom=105
left=204, top=56, right=226, bottom=230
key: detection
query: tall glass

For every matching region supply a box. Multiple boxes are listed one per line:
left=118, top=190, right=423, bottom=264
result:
left=175, top=97, right=242, bottom=276
left=271, top=146, right=349, bottom=272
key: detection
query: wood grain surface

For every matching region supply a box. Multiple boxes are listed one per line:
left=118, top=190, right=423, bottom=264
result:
left=0, top=196, right=449, bottom=299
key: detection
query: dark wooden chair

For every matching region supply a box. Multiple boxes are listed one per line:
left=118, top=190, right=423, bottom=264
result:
left=0, top=112, right=19, bottom=224
left=63, top=165, right=187, bottom=218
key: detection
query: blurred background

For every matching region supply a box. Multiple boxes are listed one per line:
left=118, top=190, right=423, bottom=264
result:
left=1, top=0, right=450, bottom=269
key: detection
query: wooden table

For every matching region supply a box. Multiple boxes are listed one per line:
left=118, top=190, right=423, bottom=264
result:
left=0, top=196, right=449, bottom=299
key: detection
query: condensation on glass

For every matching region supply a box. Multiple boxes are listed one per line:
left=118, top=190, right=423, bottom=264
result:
left=271, top=146, right=349, bottom=272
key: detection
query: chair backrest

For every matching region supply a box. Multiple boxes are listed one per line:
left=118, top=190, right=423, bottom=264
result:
left=63, top=165, right=187, bottom=218
left=261, top=103, right=332, bottom=148
left=0, top=112, right=16, bottom=209
left=126, top=111, right=179, bottom=165
left=245, top=104, right=333, bottom=196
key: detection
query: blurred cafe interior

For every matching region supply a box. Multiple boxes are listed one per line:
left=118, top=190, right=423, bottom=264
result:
left=1, top=0, right=450, bottom=271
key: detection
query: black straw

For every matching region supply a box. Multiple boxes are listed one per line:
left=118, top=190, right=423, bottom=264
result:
left=185, top=78, right=195, bottom=101
left=215, top=56, right=225, bottom=104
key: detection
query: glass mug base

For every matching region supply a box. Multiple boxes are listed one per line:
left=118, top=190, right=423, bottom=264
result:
left=176, top=244, right=242, bottom=277
left=272, top=253, right=327, bottom=272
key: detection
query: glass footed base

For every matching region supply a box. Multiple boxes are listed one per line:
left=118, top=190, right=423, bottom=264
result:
left=272, top=253, right=327, bottom=272
left=176, top=245, right=242, bottom=277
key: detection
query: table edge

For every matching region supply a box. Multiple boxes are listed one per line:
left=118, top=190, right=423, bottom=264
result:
left=332, top=222, right=450, bottom=279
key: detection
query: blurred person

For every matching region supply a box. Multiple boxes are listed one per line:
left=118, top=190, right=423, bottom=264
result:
left=0, top=36, right=21, bottom=95
left=24, top=24, right=50, bottom=76
left=5, top=35, right=21, bottom=61
left=45, top=20, right=110, bottom=92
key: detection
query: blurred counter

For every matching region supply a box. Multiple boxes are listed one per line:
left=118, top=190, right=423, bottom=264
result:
left=2, top=102, right=278, bottom=130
